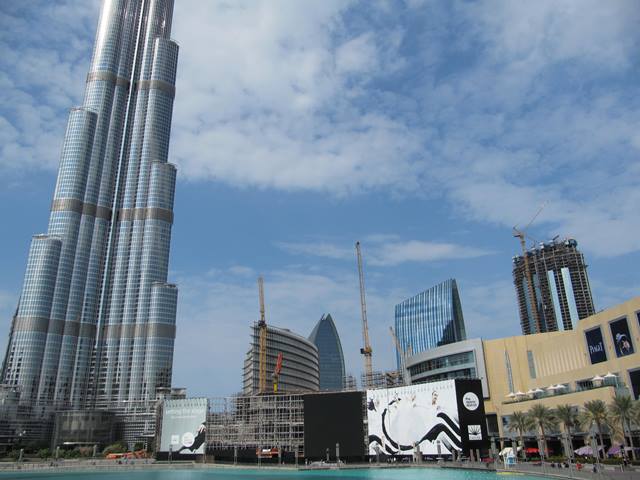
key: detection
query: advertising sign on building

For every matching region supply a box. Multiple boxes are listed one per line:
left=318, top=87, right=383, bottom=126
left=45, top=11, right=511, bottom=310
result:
left=584, top=327, right=607, bottom=364
left=610, top=317, right=634, bottom=358
left=159, top=398, right=208, bottom=455
left=366, top=378, right=487, bottom=457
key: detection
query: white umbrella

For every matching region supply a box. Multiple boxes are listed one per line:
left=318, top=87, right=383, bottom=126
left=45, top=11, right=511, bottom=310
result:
left=546, top=385, right=558, bottom=391
left=592, top=375, right=605, bottom=382
left=555, top=384, right=566, bottom=390
left=534, top=388, right=545, bottom=394
left=506, top=392, right=516, bottom=398
left=515, top=391, right=525, bottom=396
left=526, top=389, right=535, bottom=395
left=604, top=372, right=617, bottom=379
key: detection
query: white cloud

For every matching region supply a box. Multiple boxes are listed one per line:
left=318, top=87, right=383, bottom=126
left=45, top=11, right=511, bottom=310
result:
left=0, top=0, right=99, bottom=172
left=170, top=0, right=423, bottom=195
left=277, top=236, right=492, bottom=266
left=2, top=1, right=639, bottom=258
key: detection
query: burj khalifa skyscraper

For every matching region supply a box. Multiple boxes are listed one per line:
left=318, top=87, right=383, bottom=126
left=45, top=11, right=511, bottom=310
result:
left=1, top=0, right=180, bottom=413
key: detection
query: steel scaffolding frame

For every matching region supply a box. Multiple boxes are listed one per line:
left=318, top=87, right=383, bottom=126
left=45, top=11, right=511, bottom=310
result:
left=206, top=393, right=304, bottom=455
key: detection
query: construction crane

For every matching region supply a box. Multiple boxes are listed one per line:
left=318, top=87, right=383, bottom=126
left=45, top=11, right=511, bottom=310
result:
left=355, top=241, right=373, bottom=387
left=257, top=276, right=267, bottom=394
left=389, top=326, right=409, bottom=386
left=272, top=352, right=283, bottom=393
left=513, top=203, right=547, bottom=334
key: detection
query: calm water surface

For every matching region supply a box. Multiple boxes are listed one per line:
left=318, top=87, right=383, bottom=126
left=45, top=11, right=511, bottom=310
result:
left=0, top=468, right=541, bottom=480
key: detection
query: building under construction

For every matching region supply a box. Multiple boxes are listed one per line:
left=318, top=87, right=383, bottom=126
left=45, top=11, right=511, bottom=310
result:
left=243, top=324, right=320, bottom=395
left=513, top=238, right=595, bottom=335
left=203, top=390, right=366, bottom=463
left=206, top=393, right=305, bottom=462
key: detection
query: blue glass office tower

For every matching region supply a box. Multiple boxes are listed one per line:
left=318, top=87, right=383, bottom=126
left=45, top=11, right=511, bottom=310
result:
left=308, top=314, right=346, bottom=391
left=1, top=0, right=179, bottom=411
left=394, top=279, right=467, bottom=371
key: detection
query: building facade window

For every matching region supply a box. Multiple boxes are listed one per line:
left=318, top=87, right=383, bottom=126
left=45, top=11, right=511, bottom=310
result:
left=526, top=350, right=536, bottom=379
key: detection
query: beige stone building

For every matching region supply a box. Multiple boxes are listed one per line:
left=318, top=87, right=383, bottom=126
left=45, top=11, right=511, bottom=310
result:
left=483, top=296, right=640, bottom=438
left=406, top=297, right=640, bottom=447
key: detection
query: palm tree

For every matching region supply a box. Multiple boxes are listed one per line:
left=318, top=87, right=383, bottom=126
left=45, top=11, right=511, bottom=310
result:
left=508, top=411, right=534, bottom=460
left=609, top=395, right=636, bottom=460
left=580, top=400, right=609, bottom=459
left=529, top=404, right=557, bottom=460
left=556, top=404, right=578, bottom=459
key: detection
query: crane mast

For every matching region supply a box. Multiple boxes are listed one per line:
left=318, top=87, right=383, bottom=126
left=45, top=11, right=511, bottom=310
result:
left=257, top=276, right=267, bottom=394
left=355, top=241, right=373, bottom=387
left=389, top=326, right=409, bottom=386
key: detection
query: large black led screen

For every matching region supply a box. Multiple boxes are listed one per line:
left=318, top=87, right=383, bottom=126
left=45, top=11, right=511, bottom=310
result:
left=304, top=391, right=364, bottom=459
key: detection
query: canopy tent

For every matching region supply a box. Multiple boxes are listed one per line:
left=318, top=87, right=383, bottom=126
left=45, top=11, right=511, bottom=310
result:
left=608, top=445, right=622, bottom=455
left=575, top=445, right=604, bottom=456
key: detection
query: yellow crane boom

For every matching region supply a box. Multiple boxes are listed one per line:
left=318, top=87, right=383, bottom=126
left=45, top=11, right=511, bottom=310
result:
left=355, top=241, right=373, bottom=387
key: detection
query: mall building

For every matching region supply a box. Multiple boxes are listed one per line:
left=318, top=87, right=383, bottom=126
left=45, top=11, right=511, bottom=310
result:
left=405, top=296, right=640, bottom=447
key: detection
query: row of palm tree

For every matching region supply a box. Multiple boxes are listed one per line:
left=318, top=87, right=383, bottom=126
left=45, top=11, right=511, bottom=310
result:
left=507, top=395, right=640, bottom=461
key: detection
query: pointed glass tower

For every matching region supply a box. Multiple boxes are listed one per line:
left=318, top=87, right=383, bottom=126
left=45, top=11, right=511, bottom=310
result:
left=1, top=0, right=180, bottom=412
left=309, top=314, right=346, bottom=391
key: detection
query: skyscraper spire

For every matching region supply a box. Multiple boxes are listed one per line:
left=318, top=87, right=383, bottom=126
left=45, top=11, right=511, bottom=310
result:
left=1, top=0, right=180, bottom=412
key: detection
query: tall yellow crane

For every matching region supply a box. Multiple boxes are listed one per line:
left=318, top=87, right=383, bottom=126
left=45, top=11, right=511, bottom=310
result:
left=355, top=241, right=373, bottom=387
left=513, top=203, right=547, bottom=334
left=257, top=276, right=267, bottom=394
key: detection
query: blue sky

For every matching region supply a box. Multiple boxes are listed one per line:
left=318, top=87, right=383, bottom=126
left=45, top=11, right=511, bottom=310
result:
left=1, top=0, right=639, bottom=397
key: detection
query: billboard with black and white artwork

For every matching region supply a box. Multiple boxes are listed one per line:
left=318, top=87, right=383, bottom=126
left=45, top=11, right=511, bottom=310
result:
left=159, top=398, right=208, bottom=455
left=366, top=378, right=487, bottom=457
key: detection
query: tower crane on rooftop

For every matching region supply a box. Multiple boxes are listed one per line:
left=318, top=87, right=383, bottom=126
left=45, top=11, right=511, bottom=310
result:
left=257, top=276, right=267, bottom=394
left=513, top=202, right=547, bottom=334
left=355, top=241, right=373, bottom=388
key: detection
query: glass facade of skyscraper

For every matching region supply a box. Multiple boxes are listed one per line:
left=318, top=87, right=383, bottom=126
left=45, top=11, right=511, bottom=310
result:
left=1, top=0, right=180, bottom=413
left=308, top=314, right=346, bottom=391
left=394, top=279, right=467, bottom=371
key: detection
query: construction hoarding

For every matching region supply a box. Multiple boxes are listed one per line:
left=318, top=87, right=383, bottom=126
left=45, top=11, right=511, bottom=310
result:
left=159, top=398, right=208, bottom=455
left=366, top=378, right=487, bottom=457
